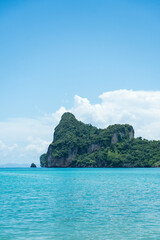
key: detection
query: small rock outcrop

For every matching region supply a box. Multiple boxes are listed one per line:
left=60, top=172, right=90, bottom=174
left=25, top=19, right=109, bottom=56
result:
left=30, top=163, right=37, bottom=168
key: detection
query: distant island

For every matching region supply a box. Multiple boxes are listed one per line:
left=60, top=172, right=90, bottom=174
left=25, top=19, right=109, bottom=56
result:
left=40, top=112, right=160, bottom=168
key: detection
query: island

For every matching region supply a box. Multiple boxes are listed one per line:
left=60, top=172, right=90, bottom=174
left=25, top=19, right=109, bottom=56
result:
left=40, top=112, right=160, bottom=168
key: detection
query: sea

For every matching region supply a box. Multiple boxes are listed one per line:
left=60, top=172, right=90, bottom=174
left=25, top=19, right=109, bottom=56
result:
left=0, top=168, right=160, bottom=240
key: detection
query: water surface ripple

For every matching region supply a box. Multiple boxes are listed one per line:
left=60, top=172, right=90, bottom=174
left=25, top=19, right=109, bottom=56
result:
left=0, top=168, right=160, bottom=239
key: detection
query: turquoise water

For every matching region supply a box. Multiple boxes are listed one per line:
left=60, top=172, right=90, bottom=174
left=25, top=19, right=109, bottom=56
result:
left=0, top=168, right=160, bottom=240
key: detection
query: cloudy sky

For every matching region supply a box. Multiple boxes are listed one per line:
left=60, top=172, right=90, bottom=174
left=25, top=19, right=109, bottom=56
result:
left=0, top=0, right=160, bottom=166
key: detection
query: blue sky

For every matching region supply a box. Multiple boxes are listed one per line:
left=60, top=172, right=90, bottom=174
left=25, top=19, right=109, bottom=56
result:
left=0, top=0, right=160, bottom=165
left=1, top=0, right=160, bottom=119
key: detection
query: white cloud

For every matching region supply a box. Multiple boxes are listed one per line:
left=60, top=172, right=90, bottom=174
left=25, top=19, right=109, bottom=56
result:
left=69, top=90, right=160, bottom=140
left=0, top=118, right=54, bottom=143
left=1, top=89, right=160, bottom=165
left=25, top=137, right=50, bottom=153
left=0, top=140, right=18, bottom=152
left=0, top=118, right=56, bottom=165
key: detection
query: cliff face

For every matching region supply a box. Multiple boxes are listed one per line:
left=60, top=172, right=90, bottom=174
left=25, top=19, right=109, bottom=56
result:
left=40, top=112, right=134, bottom=168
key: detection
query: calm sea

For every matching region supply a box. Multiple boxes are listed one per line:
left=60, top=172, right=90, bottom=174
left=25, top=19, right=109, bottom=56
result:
left=0, top=168, right=160, bottom=240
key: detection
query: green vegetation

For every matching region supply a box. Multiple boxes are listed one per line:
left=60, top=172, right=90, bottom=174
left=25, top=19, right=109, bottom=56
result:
left=40, top=112, right=160, bottom=168
left=40, top=153, right=47, bottom=167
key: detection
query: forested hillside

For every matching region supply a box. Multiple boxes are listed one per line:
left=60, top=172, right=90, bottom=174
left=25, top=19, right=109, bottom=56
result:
left=40, top=112, right=160, bottom=168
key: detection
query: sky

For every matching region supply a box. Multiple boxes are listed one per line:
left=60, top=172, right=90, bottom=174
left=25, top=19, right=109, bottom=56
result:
left=0, top=0, right=160, bottom=166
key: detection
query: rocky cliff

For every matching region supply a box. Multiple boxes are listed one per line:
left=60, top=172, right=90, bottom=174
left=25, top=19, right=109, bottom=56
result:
left=40, top=112, right=135, bottom=167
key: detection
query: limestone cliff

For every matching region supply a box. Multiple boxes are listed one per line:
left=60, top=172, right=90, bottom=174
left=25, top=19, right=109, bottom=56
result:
left=40, top=112, right=134, bottom=168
